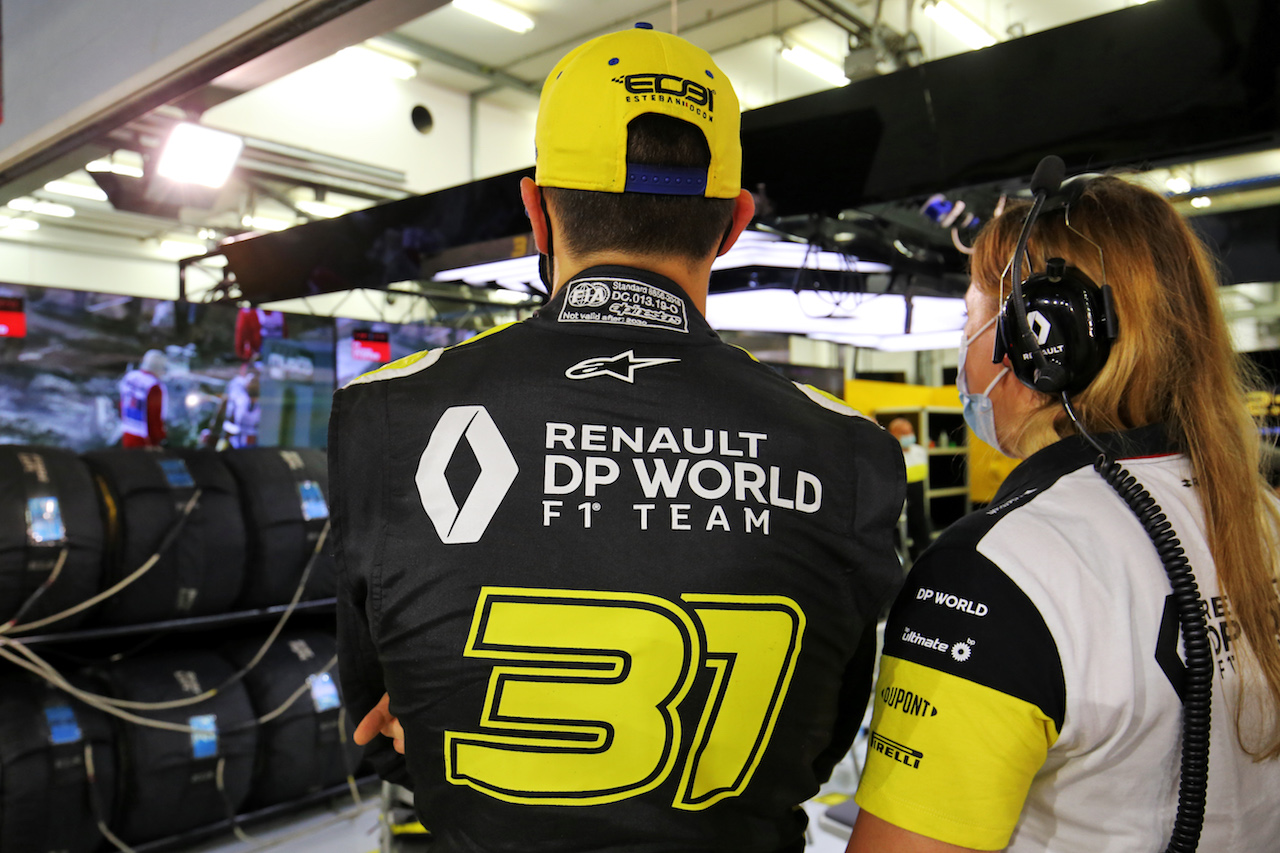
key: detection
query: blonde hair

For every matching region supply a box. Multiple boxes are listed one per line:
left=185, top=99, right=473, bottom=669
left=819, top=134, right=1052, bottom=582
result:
left=971, top=175, right=1280, bottom=758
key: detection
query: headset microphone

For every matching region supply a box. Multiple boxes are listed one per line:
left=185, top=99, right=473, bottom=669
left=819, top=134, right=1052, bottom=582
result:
left=1000, top=155, right=1068, bottom=393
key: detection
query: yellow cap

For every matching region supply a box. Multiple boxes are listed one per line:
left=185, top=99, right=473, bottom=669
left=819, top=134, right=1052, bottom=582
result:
left=534, top=24, right=741, bottom=199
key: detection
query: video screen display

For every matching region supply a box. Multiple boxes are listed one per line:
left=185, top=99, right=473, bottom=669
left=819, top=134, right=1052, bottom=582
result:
left=0, top=282, right=334, bottom=452
left=334, top=318, right=473, bottom=388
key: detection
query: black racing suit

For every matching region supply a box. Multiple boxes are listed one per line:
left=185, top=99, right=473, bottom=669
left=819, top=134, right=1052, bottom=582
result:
left=330, top=265, right=905, bottom=853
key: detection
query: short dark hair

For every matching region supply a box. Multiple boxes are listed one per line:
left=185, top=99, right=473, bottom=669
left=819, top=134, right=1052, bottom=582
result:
left=543, top=113, right=737, bottom=262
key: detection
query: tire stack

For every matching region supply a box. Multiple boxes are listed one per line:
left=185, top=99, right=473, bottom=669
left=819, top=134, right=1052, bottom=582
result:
left=0, top=670, right=116, bottom=853
left=83, top=448, right=248, bottom=624
left=98, top=649, right=258, bottom=845
left=222, top=448, right=335, bottom=607
left=224, top=629, right=361, bottom=809
left=0, top=446, right=104, bottom=630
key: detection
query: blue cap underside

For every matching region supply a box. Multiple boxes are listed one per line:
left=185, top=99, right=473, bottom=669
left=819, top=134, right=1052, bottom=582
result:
left=624, top=163, right=708, bottom=195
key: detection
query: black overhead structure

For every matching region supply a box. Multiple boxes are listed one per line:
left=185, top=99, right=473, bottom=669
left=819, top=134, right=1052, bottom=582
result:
left=741, top=0, right=1280, bottom=214
left=203, top=0, right=1280, bottom=306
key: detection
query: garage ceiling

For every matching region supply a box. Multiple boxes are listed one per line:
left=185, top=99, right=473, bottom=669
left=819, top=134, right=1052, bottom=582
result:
left=3, top=0, right=1276, bottom=293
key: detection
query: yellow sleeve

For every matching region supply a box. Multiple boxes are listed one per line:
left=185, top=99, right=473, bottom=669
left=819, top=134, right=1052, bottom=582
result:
left=854, top=655, right=1059, bottom=850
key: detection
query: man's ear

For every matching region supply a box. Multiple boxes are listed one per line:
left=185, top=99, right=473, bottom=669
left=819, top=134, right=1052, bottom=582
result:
left=716, top=189, right=757, bottom=257
left=520, top=177, right=550, bottom=254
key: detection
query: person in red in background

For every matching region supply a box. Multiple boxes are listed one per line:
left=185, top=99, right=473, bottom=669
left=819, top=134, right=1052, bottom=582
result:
left=234, top=306, right=287, bottom=361
left=119, top=349, right=167, bottom=448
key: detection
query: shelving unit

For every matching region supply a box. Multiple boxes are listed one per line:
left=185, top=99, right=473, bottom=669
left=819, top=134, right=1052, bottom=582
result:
left=875, top=406, right=972, bottom=533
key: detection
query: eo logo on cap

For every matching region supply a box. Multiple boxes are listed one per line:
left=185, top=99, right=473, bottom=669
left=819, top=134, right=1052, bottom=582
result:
left=611, top=73, right=714, bottom=112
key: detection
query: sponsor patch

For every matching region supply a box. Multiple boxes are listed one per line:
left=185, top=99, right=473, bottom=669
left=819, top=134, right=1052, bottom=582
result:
left=880, top=686, right=939, bottom=718
left=559, top=277, right=689, bottom=333
left=870, top=732, right=923, bottom=769
left=565, top=350, right=679, bottom=383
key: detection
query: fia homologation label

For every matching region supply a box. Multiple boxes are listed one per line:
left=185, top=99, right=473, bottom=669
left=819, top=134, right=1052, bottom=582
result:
left=559, top=277, right=689, bottom=333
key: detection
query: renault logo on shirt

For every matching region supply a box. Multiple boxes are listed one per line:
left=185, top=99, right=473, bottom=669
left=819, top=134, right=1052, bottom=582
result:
left=417, top=406, right=519, bottom=544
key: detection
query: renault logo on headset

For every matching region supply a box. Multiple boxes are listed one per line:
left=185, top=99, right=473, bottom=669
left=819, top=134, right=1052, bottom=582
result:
left=1027, top=311, right=1053, bottom=346
left=416, top=406, right=519, bottom=544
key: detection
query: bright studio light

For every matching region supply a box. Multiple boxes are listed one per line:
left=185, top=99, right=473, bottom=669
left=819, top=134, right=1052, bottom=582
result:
left=452, top=0, right=535, bottom=34
left=1165, top=176, right=1192, bottom=194
left=1190, top=196, right=1212, bottom=209
left=157, top=124, right=244, bottom=189
left=922, top=0, right=998, bottom=50
left=781, top=44, right=850, bottom=87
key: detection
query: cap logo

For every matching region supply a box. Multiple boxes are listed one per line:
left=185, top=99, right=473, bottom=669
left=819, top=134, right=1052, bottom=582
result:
left=612, top=73, right=714, bottom=113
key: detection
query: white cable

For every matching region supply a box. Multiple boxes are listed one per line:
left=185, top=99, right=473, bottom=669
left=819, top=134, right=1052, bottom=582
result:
left=85, top=743, right=141, bottom=853
left=2, top=520, right=330, bottom=713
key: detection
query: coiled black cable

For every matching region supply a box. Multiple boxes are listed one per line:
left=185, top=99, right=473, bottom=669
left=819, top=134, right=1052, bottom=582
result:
left=1094, top=455, right=1212, bottom=853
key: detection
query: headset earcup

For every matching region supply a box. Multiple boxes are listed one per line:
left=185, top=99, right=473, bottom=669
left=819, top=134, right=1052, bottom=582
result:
left=1001, top=268, right=1112, bottom=396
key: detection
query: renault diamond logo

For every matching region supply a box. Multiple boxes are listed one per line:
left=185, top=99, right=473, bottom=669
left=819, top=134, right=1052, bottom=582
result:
left=565, top=350, right=679, bottom=383
left=1026, top=310, right=1052, bottom=346
left=416, top=406, right=518, bottom=544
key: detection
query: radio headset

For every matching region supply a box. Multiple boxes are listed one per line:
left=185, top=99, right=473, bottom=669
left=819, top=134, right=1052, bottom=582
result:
left=1000, top=156, right=1213, bottom=853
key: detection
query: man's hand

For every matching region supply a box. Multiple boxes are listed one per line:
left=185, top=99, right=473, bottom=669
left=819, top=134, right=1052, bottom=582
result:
left=353, top=693, right=404, bottom=754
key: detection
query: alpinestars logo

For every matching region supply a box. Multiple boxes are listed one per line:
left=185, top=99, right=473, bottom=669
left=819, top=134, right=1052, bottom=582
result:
left=565, top=350, right=679, bottom=383
left=1027, top=310, right=1052, bottom=346
left=416, top=406, right=519, bottom=544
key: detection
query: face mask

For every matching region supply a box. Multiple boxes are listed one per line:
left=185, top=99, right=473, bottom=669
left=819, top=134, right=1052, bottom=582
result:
left=898, top=435, right=916, bottom=449
left=958, top=314, right=1010, bottom=454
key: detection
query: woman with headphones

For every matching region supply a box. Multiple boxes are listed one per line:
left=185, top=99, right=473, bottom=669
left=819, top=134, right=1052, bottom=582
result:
left=845, top=173, right=1280, bottom=851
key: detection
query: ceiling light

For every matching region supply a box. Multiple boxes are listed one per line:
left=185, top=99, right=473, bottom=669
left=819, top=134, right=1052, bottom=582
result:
left=811, top=330, right=964, bottom=352
left=332, top=46, right=418, bottom=81
left=32, top=201, right=76, bottom=218
left=922, top=0, right=998, bottom=50
left=781, top=44, right=850, bottom=87
left=712, top=231, right=889, bottom=273
left=157, top=123, right=244, bottom=189
left=7, top=197, right=74, bottom=218
left=4, top=219, right=40, bottom=232
left=295, top=199, right=347, bottom=219
left=242, top=214, right=294, bottom=233
left=452, top=0, right=534, bottom=33
left=43, top=180, right=109, bottom=202
left=1190, top=196, right=1212, bottom=208
left=160, top=239, right=209, bottom=258
left=704, top=289, right=965, bottom=337
left=87, top=158, right=145, bottom=179
left=1165, top=176, right=1192, bottom=194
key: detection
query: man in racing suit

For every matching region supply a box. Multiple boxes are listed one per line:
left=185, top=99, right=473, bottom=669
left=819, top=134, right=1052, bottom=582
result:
left=330, top=24, right=906, bottom=853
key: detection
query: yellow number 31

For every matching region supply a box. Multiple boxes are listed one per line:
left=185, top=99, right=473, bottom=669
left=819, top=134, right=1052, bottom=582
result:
left=444, top=587, right=806, bottom=809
